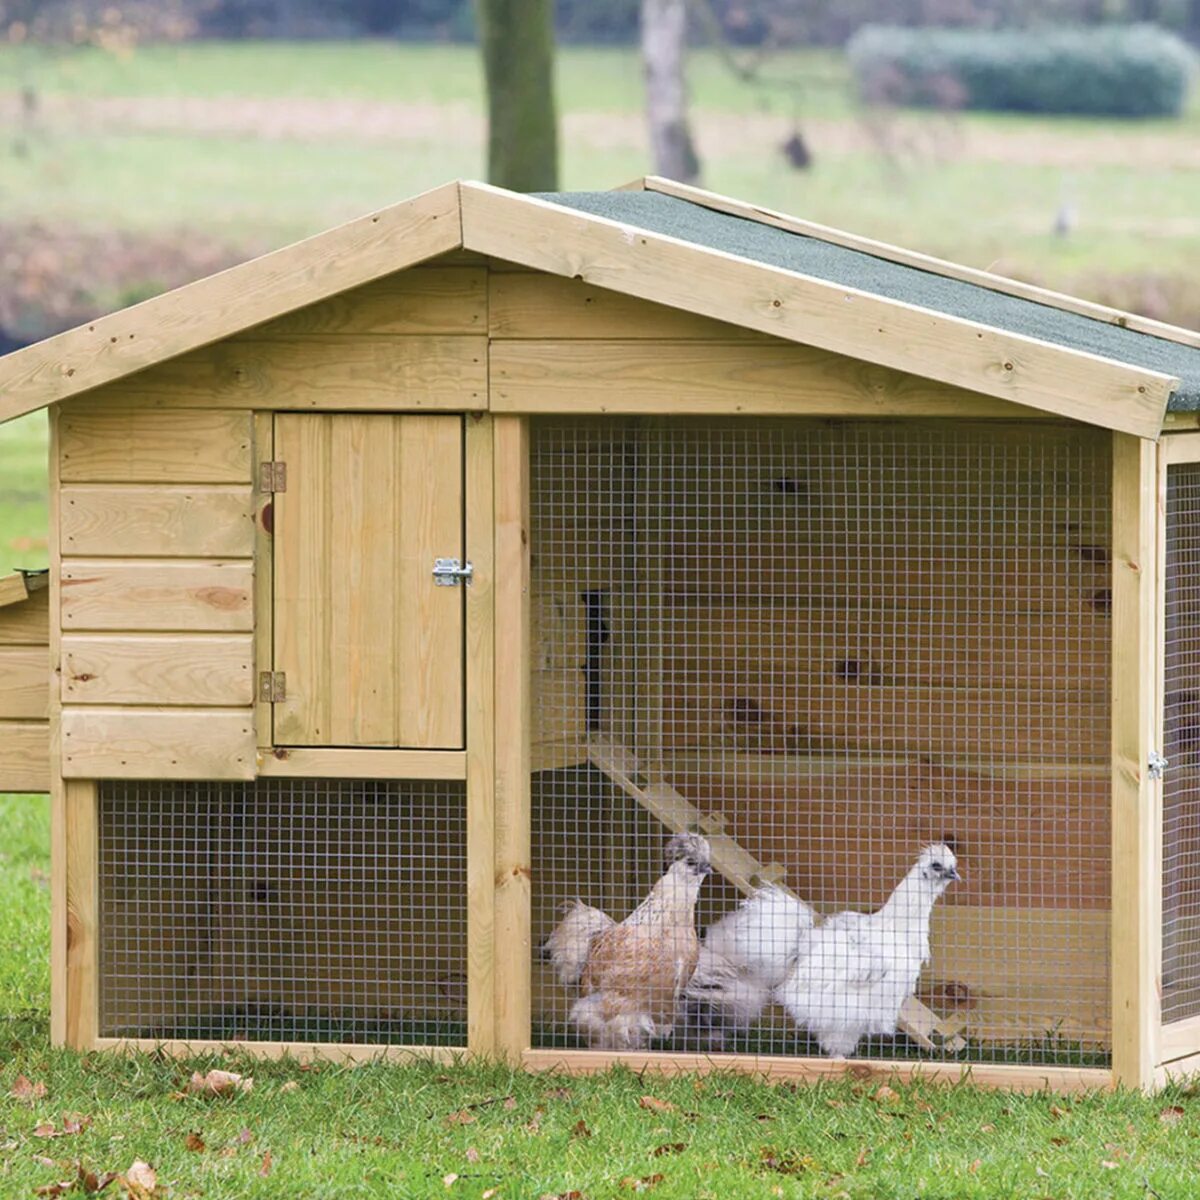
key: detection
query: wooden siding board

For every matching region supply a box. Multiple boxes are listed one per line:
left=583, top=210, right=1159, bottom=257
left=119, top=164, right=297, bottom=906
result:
left=0, top=721, right=50, bottom=791
left=0, top=588, right=50, bottom=644
left=0, top=646, right=49, bottom=718
left=61, top=485, right=255, bottom=557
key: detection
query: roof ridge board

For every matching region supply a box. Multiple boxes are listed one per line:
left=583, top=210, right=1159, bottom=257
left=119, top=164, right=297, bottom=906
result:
left=0, top=181, right=463, bottom=425
left=642, top=176, right=1200, bottom=352
left=462, top=182, right=1174, bottom=438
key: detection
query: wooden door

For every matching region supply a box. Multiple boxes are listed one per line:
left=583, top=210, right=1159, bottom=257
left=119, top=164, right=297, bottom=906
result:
left=272, top=414, right=464, bottom=748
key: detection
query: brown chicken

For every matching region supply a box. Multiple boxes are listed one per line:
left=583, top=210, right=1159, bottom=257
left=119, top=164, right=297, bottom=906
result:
left=561, top=833, right=711, bottom=1050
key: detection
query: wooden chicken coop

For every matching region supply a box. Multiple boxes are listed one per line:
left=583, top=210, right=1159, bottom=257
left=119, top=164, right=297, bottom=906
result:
left=4, top=178, right=1200, bottom=1091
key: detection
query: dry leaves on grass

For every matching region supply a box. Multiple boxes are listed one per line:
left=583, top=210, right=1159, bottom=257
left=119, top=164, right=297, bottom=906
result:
left=524, top=1108, right=545, bottom=1135
left=444, top=1110, right=477, bottom=1127
left=637, top=1097, right=676, bottom=1115
left=651, top=1143, right=685, bottom=1157
left=183, top=1133, right=205, bottom=1153
left=118, top=1161, right=157, bottom=1198
left=872, top=1086, right=900, bottom=1106
left=465, top=1148, right=480, bottom=1164
left=186, top=1070, right=252, bottom=1097
left=77, top=1164, right=118, bottom=1194
left=619, top=1175, right=664, bottom=1192
left=570, top=1120, right=591, bottom=1140
left=258, top=1151, right=272, bottom=1177
left=538, top=1192, right=584, bottom=1200
left=1160, top=1106, right=1186, bottom=1124
left=11, top=1076, right=48, bottom=1104
left=1049, top=1105, right=1069, bottom=1120
left=279, top=1081, right=301, bottom=1095
left=32, top=1116, right=90, bottom=1140
left=758, top=1147, right=817, bottom=1176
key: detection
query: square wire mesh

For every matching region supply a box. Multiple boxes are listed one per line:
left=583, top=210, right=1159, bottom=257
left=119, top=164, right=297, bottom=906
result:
left=1163, top=464, right=1200, bottom=1024
left=99, top=778, right=467, bottom=1045
left=530, top=418, right=1111, bottom=1065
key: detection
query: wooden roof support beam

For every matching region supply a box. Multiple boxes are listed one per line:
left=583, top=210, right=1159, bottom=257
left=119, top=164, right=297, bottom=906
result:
left=463, top=182, right=1174, bottom=437
left=0, top=182, right=463, bottom=422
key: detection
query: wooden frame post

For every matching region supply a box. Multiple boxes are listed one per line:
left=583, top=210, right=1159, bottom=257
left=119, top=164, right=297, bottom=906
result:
left=466, top=413, right=497, bottom=1058
left=1111, top=432, right=1163, bottom=1089
left=64, top=780, right=99, bottom=1048
left=493, top=415, right=531, bottom=1061
left=48, top=406, right=67, bottom=1046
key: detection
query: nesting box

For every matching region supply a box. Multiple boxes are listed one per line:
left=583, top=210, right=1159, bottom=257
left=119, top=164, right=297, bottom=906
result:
left=3, top=179, right=1200, bottom=1091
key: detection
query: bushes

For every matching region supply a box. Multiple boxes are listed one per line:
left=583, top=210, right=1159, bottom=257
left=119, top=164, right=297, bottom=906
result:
left=847, top=24, right=1196, bottom=117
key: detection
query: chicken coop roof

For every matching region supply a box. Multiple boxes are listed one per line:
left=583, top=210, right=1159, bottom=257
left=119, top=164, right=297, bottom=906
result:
left=539, top=188, right=1200, bottom=413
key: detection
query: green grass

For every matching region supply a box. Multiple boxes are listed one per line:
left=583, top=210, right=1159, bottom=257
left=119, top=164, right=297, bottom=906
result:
left=0, top=412, right=48, bottom=572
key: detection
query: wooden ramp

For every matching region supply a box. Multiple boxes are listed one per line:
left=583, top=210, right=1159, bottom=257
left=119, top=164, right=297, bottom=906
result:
left=586, top=735, right=967, bottom=1054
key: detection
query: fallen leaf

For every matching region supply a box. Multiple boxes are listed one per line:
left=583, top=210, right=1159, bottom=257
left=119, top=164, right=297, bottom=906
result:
left=825, top=1099, right=845, bottom=1110
left=539, top=1193, right=583, bottom=1200
left=258, top=1151, right=272, bottom=1177
left=1101, top=1161, right=1119, bottom=1170
left=872, top=1085, right=900, bottom=1105
left=855, top=1147, right=870, bottom=1168
left=183, top=1132, right=205, bottom=1153
left=754, top=1113, right=774, bottom=1123
left=188, top=1070, right=252, bottom=1097
left=237, top=1129, right=253, bottom=1145
left=279, top=1081, right=300, bottom=1095
left=968, top=1160, right=981, bottom=1174
left=445, top=1110, right=477, bottom=1127
left=1049, top=1105, right=1069, bottom=1120
left=33, top=1124, right=59, bottom=1139
left=545, top=1088, right=572, bottom=1101
left=77, top=1165, right=117, bottom=1194
left=979, top=1123, right=995, bottom=1134
left=465, top=1147, right=480, bottom=1164
left=33, top=1184, right=73, bottom=1198
left=503, top=1097, right=517, bottom=1112
left=524, top=1107, right=545, bottom=1135
left=759, top=1146, right=816, bottom=1176
left=34, top=1156, right=57, bottom=1168
left=61, top=1114, right=92, bottom=1136
left=637, top=1097, right=676, bottom=1115
left=443, top=1174, right=458, bottom=1188
left=1161, top=1106, right=1186, bottom=1125
left=1050, top=1137, right=1068, bottom=1147
left=652, top=1143, right=685, bottom=1157
left=121, top=1160, right=157, bottom=1198
left=620, top=1175, right=664, bottom=1192
left=482, top=1191, right=500, bottom=1200
left=11, top=1076, right=48, bottom=1103
left=570, top=1120, right=591, bottom=1139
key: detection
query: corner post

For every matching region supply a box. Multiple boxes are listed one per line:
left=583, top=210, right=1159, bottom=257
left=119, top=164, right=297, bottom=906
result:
left=1111, top=432, right=1163, bottom=1088
left=493, top=415, right=531, bottom=1062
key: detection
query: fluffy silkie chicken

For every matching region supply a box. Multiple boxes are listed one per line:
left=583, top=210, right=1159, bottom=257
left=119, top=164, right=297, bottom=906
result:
left=679, top=883, right=815, bottom=1049
left=774, top=843, right=960, bottom=1057
left=539, top=832, right=711, bottom=1049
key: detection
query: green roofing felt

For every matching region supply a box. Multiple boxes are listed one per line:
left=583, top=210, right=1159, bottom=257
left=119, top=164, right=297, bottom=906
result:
left=537, top=191, right=1200, bottom=412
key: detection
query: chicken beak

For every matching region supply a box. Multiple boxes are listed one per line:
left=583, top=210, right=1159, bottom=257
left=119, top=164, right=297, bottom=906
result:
left=947, top=867, right=961, bottom=882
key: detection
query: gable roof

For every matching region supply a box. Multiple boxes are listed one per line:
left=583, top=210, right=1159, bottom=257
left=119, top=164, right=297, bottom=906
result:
left=0, top=177, right=1195, bottom=438
left=544, top=187, right=1200, bottom=411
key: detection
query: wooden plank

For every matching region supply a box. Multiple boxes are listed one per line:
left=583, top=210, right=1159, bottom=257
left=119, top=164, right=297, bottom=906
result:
left=107, top=336, right=487, bottom=412
left=492, top=340, right=1043, bottom=418
left=462, top=183, right=1173, bottom=437
left=0, top=720, right=50, bottom=791
left=48, top=407, right=65, bottom=1048
left=94, top=1038, right=464, bottom=1062
left=0, top=573, right=30, bottom=607
left=61, top=708, right=255, bottom=779
left=0, top=646, right=48, bottom=718
left=490, top=273, right=771, bottom=341
left=465, top=413, right=497, bottom=1059
left=0, top=181, right=462, bottom=422
left=61, top=634, right=254, bottom=705
left=65, top=780, right=97, bottom=1050
left=521, top=1049, right=1111, bottom=1093
left=493, top=415, right=531, bottom=1061
left=62, top=560, right=253, bottom=632
left=237, top=266, right=486, bottom=338
left=1163, top=431, right=1200, bottom=466
left=1160, top=1014, right=1200, bottom=1063
left=272, top=414, right=464, bottom=748
left=257, top=747, right=467, bottom=779
left=252, top=413, right=274, bottom=750
left=59, top=407, right=252, bottom=483
left=61, top=485, right=254, bottom=557
left=643, top=176, right=1200, bottom=352
left=0, top=587, right=49, bottom=643
left=1110, top=433, right=1162, bottom=1089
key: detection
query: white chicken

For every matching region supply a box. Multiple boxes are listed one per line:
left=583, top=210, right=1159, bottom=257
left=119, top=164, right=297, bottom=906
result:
left=774, top=843, right=959, bottom=1057
left=540, top=833, right=712, bottom=1050
left=680, top=883, right=815, bottom=1048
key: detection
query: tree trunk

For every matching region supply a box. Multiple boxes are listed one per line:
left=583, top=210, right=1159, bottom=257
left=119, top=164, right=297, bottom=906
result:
left=476, top=0, right=559, bottom=192
left=641, top=0, right=701, bottom=183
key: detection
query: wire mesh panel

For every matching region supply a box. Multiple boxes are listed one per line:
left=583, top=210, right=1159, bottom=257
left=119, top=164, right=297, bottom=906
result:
left=1163, top=464, right=1200, bottom=1025
left=99, top=778, right=467, bottom=1045
left=531, top=418, right=1112, bottom=1065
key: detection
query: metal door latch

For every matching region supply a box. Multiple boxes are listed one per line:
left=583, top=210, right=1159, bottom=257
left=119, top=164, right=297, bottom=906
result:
left=432, top=558, right=473, bottom=587
left=1149, top=750, right=1169, bottom=780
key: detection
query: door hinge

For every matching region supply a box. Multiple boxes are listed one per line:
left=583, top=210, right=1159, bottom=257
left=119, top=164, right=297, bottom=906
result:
left=259, top=671, right=286, bottom=703
left=432, top=557, right=473, bottom=587
left=260, top=461, right=287, bottom=493
left=1149, top=750, right=1169, bottom=780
